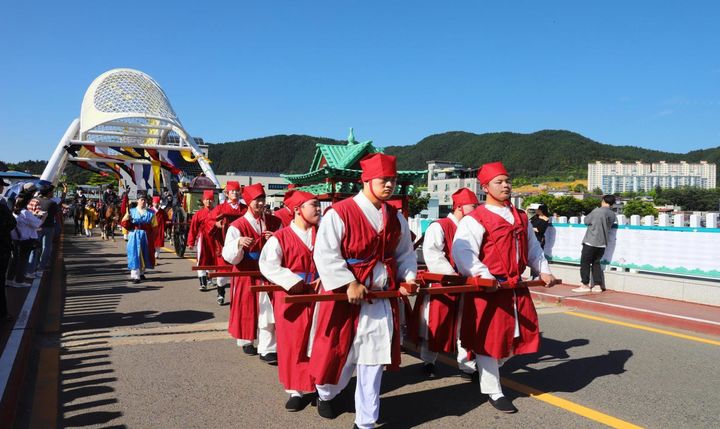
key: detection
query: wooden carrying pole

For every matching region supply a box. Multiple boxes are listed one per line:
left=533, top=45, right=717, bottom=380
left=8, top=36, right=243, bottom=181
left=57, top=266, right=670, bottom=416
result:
left=191, top=265, right=233, bottom=271
left=207, top=271, right=264, bottom=278
left=282, top=277, right=558, bottom=304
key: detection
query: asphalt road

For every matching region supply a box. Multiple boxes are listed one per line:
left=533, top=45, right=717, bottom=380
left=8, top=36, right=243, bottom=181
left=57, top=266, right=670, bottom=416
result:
left=52, top=231, right=720, bottom=429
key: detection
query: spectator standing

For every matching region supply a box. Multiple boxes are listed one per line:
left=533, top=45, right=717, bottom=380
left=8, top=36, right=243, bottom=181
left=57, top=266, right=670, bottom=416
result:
left=530, top=204, right=551, bottom=249
left=30, top=184, right=59, bottom=273
left=572, top=195, right=617, bottom=293
left=8, top=197, right=43, bottom=287
left=0, top=179, right=17, bottom=321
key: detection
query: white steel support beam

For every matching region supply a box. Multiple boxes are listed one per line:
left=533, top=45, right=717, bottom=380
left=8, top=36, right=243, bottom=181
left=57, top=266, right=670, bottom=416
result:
left=41, top=118, right=80, bottom=184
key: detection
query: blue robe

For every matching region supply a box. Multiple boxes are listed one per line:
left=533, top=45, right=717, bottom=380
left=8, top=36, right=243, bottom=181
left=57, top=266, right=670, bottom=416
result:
left=127, top=208, right=155, bottom=270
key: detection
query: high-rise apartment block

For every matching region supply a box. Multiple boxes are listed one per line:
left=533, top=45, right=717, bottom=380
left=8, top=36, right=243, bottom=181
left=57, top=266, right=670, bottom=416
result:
left=588, top=161, right=716, bottom=194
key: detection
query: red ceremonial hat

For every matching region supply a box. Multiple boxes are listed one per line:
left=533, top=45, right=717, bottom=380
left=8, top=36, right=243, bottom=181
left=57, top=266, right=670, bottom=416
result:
left=242, top=183, right=265, bottom=202
left=152, top=196, right=161, bottom=204
left=284, top=190, right=316, bottom=211
left=360, top=153, right=397, bottom=182
left=202, top=190, right=214, bottom=200
left=225, top=181, right=241, bottom=192
left=452, top=188, right=479, bottom=209
left=477, top=161, right=509, bottom=185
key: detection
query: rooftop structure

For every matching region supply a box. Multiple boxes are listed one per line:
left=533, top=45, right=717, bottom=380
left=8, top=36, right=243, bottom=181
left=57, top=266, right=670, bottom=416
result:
left=282, top=129, right=427, bottom=214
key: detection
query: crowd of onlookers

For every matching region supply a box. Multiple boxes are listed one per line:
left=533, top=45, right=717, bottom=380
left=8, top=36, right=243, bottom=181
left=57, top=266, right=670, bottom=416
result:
left=0, top=179, right=65, bottom=322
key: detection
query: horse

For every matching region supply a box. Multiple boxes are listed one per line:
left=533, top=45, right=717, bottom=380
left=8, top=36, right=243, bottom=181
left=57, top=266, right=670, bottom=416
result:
left=100, top=203, right=120, bottom=241
left=72, top=203, right=85, bottom=236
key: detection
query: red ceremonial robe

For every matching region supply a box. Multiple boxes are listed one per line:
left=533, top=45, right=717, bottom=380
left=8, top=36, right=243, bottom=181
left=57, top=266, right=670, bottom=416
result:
left=309, top=199, right=403, bottom=385
left=227, top=214, right=282, bottom=340
left=272, top=226, right=316, bottom=392
left=409, top=216, right=461, bottom=354
left=460, top=204, right=540, bottom=359
left=151, top=207, right=169, bottom=249
left=274, top=207, right=293, bottom=228
left=205, top=201, right=247, bottom=268
left=187, top=207, right=216, bottom=266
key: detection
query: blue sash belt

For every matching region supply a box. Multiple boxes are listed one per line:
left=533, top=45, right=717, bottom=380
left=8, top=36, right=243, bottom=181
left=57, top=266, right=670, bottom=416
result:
left=246, top=251, right=260, bottom=261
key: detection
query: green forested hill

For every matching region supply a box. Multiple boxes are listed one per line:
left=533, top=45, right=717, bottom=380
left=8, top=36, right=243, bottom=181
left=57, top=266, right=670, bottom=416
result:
left=4, top=130, right=719, bottom=183
left=208, top=135, right=344, bottom=174
left=384, top=130, right=707, bottom=179
left=208, top=130, right=719, bottom=182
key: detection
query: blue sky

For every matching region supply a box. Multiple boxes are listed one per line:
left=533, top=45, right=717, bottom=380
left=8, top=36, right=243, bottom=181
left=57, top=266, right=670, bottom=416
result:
left=1, top=1, right=719, bottom=163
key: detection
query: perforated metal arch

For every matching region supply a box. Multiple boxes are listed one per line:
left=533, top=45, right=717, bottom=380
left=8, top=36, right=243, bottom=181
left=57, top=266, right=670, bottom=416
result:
left=92, top=70, right=177, bottom=119
left=80, top=68, right=183, bottom=135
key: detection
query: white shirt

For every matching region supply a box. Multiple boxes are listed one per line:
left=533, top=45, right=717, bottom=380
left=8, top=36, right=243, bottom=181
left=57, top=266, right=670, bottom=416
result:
left=453, top=204, right=551, bottom=280
left=259, top=222, right=314, bottom=290
left=222, top=211, right=264, bottom=265
left=312, top=192, right=418, bottom=365
left=314, top=192, right=417, bottom=291
left=422, top=213, right=459, bottom=275
left=12, top=209, right=43, bottom=241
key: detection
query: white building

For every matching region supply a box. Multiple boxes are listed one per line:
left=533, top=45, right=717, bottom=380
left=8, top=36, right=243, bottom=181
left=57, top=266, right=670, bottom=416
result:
left=427, top=161, right=484, bottom=212
left=215, top=172, right=290, bottom=207
left=588, top=161, right=716, bottom=194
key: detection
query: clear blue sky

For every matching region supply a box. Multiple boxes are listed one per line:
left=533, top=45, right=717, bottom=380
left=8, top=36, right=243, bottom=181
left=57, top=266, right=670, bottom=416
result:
left=1, top=1, right=719, bottom=163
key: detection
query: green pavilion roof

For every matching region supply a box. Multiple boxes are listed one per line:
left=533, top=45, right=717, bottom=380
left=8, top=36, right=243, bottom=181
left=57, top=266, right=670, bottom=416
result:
left=283, top=128, right=427, bottom=188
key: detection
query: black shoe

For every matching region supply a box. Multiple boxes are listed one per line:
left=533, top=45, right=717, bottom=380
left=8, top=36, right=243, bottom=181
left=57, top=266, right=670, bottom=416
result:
left=259, top=352, right=278, bottom=365
left=285, top=395, right=305, bottom=412
left=423, top=363, right=436, bottom=378
left=217, top=295, right=225, bottom=305
left=133, top=279, right=141, bottom=284
left=140, top=274, right=146, bottom=280
left=317, top=398, right=337, bottom=419
left=242, top=344, right=257, bottom=355
left=488, top=396, right=518, bottom=413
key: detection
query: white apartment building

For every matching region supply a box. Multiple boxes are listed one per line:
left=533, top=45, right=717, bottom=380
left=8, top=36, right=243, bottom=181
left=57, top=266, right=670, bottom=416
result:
left=588, top=161, right=716, bottom=194
left=427, top=161, right=484, bottom=211
left=215, top=172, right=290, bottom=207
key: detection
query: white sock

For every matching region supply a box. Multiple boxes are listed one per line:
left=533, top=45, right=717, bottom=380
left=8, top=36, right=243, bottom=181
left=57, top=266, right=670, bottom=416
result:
left=490, top=393, right=504, bottom=401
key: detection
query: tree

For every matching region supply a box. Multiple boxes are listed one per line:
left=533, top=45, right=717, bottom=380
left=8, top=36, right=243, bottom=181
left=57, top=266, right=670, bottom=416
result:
left=623, top=199, right=658, bottom=217
left=553, top=196, right=585, bottom=217
left=591, top=187, right=603, bottom=195
left=521, top=193, right=555, bottom=210
left=580, top=197, right=601, bottom=214
left=572, top=183, right=587, bottom=193
left=408, top=188, right=430, bottom=217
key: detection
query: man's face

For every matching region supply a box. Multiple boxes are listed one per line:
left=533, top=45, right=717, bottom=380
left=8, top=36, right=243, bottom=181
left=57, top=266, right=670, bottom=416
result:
left=203, top=198, right=214, bottom=208
left=137, top=198, right=147, bottom=209
left=227, top=189, right=240, bottom=202
left=482, top=175, right=512, bottom=202
left=249, top=197, right=265, bottom=214
left=298, top=199, right=321, bottom=224
left=369, top=177, right=397, bottom=200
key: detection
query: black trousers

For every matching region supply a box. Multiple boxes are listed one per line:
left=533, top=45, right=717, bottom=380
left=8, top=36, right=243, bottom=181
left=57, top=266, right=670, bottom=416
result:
left=0, top=251, right=10, bottom=318
left=7, top=240, right=34, bottom=283
left=580, top=244, right=606, bottom=287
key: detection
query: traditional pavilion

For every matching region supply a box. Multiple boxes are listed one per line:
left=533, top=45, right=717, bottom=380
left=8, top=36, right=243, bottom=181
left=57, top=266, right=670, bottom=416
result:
left=282, top=129, right=427, bottom=215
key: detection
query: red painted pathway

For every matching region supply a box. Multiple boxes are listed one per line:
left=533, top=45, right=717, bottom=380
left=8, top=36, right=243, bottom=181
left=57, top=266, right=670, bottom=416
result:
left=530, top=283, right=720, bottom=337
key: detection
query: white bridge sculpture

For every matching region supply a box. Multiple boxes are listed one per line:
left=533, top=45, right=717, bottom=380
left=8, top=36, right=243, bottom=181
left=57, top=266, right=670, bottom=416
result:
left=41, top=68, right=221, bottom=195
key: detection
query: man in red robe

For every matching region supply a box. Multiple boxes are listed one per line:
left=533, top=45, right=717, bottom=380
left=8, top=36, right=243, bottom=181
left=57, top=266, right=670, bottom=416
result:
left=411, top=187, right=479, bottom=379
left=222, top=183, right=282, bottom=360
left=187, top=189, right=216, bottom=291
left=150, top=196, right=169, bottom=260
left=309, top=153, right=418, bottom=428
left=274, top=189, right=295, bottom=227
left=452, top=162, right=557, bottom=413
left=259, top=189, right=321, bottom=411
left=205, top=181, right=247, bottom=305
